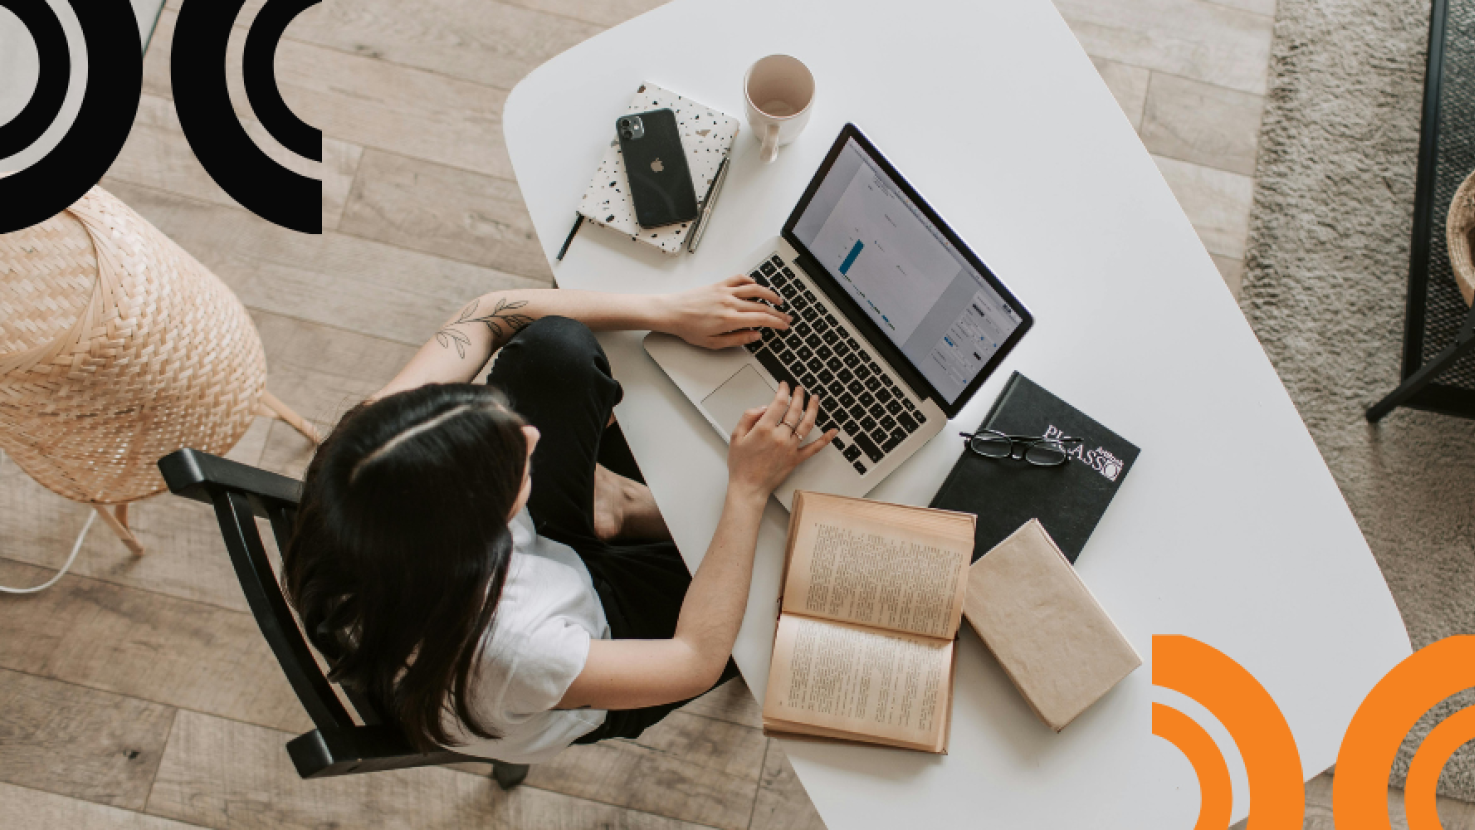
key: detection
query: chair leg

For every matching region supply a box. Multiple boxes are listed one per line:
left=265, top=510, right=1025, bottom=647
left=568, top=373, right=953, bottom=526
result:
left=259, top=389, right=323, bottom=444
left=93, top=504, right=145, bottom=556
left=491, top=761, right=530, bottom=790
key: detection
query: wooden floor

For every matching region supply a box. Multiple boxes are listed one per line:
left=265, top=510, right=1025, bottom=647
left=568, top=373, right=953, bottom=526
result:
left=3, top=0, right=1466, bottom=827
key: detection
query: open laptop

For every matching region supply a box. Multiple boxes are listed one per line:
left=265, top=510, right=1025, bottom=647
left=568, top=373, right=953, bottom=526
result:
left=645, top=124, right=1032, bottom=508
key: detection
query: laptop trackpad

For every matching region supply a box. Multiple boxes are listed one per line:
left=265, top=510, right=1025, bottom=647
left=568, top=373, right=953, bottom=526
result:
left=702, top=365, right=776, bottom=437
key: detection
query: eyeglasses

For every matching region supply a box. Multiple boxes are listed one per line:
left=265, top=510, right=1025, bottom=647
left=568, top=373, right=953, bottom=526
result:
left=959, top=430, right=1084, bottom=466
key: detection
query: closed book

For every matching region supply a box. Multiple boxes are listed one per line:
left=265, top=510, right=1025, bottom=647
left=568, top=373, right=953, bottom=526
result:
left=930, top=371, right=1138, bottom=563
left=962, top=520, right=1141, bottom=731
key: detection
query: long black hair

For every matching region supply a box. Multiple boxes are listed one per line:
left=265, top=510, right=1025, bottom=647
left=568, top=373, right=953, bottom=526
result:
left=282, top=383, right=529, bottom=750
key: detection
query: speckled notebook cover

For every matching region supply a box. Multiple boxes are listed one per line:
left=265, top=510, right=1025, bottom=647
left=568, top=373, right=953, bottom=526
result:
left=578, top=83, right=740, bottom=255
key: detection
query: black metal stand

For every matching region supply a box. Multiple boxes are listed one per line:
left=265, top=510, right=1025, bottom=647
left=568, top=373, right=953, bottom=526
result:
left=1368, top=301, right=1475, bottom=421
left=1366, top=0, right=1475, bottom=422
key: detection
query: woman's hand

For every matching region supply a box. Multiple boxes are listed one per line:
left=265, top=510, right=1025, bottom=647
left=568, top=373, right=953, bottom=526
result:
left=658, top=275, right=792, bottom=349
left=564, top=383, right=835, bottom=713
left=726, top=383, right=838, bottom=502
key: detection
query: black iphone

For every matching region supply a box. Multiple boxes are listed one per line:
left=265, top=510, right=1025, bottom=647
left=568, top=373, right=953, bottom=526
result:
left=616, top=109, right=699, bottom=229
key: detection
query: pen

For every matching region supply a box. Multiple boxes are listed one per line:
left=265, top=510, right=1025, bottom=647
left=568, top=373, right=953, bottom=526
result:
left=556, top=213, right=582, bottom=261
left=687, top=157, right=730, bottom=254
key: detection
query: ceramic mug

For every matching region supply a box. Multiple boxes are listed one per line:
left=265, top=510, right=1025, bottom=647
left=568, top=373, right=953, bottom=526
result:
left=743, top=55, right=815, bottom=164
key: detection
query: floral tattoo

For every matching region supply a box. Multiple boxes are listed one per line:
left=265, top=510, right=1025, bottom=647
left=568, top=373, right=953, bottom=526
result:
left=435, top=297, right=534, bottom=358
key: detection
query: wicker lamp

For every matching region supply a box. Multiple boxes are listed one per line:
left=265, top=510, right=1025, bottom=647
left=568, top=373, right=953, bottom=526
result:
left=1450, top=169, right=1475, bottom=306
left=0, top=186, right=320, bottom=556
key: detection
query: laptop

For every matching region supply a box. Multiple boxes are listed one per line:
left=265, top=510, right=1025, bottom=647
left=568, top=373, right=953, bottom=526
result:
left=645, top=124, right=1032, bottom=509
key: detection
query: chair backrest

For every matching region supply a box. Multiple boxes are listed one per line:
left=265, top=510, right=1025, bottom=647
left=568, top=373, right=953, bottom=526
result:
left=159, top=448, right=477, bottom=777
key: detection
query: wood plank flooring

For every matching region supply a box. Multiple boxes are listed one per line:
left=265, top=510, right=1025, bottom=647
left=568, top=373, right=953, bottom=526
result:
left=0, top=669, right=173, bottom=810
left=2, top=0, right=1431, bottom=827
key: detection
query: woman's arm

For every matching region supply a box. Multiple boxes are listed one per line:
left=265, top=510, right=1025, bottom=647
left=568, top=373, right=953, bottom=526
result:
left=374, top=277, right=790, bottom=400
left=558, top=383, right=836, bottom=710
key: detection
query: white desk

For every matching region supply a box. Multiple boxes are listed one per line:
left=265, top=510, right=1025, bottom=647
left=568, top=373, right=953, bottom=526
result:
left=504, top=0, right=1411, bottom=824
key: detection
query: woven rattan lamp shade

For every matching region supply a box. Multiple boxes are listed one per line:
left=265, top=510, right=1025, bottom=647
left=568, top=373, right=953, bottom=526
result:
left=0, top=187, right=316, bottom=554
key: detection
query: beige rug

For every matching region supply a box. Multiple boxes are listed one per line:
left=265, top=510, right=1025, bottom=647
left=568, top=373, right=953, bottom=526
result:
left=1241, top=0, right=1475, bottom=801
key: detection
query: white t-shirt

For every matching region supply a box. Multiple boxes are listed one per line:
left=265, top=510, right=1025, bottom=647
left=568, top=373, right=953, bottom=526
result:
left=444, top=508, right=610, bottom=764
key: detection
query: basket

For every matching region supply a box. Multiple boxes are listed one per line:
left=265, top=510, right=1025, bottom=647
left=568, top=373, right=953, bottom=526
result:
left=1450, top=168, right=1475, bottom=306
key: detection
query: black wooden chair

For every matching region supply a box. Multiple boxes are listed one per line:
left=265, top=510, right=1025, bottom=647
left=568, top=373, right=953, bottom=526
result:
left=158, top=447, right=530, bottom=789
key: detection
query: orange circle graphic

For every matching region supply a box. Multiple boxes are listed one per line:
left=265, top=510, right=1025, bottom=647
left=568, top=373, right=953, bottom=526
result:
left=1335, top=636, right=1475, bottom=830
left=1153, top=702, right=1233, bottom=830
left=1153, top=635, right=1305, bottom=827
left=1406, top=705, right=1475, bottom=830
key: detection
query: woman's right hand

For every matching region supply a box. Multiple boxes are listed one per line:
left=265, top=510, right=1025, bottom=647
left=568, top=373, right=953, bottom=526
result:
left=726, top=383, right=838, bottom=502
left=657, top=275, right=792, bottom=350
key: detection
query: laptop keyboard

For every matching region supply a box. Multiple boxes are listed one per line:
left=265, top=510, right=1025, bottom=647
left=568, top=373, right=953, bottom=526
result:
left=742, top=255, right=928, bottom=475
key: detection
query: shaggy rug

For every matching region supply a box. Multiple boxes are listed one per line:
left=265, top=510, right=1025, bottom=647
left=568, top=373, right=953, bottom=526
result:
left=1242, top=0, right=1475, bottom=800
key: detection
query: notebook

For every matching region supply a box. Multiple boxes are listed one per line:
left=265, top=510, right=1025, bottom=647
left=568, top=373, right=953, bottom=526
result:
left=962, top=520, right=1141, bottom=731
left=930, top=372, right=1139, bottom=563
left=578, top=83, right=740, bottom=254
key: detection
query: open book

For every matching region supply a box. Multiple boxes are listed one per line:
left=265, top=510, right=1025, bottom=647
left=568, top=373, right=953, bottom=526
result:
left=761, top=492, right=975, bottom=753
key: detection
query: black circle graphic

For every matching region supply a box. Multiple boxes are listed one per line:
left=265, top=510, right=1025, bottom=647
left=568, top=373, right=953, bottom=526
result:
left=243, top=0, right=319, bottom=162
left=172, top=0, right=321, bottom=234
left=0, top=0, right=70, bottom=159
left=0, top=0, right=141, bottom=234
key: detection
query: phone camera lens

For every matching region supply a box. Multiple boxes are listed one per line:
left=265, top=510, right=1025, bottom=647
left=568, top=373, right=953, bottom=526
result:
left=617, top=116, right=643, bottom=141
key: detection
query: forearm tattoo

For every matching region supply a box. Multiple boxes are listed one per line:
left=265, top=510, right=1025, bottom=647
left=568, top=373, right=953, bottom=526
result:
left=434, top=297, right=534, bottom=358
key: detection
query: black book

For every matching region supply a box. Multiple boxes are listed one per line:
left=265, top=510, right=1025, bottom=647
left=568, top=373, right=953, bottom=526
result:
left=930, top=372, right=1139, bottom=563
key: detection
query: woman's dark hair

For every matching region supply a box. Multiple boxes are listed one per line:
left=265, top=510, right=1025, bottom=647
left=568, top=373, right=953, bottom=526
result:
left=282, top=383, right=528, bottom=750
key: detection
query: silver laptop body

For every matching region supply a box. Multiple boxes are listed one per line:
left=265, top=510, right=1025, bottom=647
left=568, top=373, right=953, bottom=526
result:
left=645, top=125, right=1032, bottom=510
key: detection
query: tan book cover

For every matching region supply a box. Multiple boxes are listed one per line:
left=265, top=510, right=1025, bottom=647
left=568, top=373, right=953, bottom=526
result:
left=761, top=491, right=975, bottom=753
left=962, top=519, right=1141, bottom=731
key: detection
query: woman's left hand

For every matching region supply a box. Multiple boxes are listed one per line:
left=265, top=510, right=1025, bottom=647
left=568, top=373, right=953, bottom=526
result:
left=658, top=275, right=792, bottom=349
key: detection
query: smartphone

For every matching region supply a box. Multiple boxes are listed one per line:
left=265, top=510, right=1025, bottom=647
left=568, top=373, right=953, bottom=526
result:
left=617, top=109, right=699, bottom=229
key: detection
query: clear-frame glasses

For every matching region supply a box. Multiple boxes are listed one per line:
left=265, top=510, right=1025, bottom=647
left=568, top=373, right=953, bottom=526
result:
left=959, top=429, right=1084, bottom=466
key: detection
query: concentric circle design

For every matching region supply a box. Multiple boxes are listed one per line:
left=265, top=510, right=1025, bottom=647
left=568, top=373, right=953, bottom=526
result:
left=0, top=0, right=140, bottom=234
left=1152, top=635, right=1305, bottom=828
left=1334, top=636, right=1475, bottom=830
left=0, top=0, right=68, bottom=159
left=171, top=0, right=321, bottom=233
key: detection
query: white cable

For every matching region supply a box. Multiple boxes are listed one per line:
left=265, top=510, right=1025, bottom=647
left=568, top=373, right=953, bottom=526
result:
left=0, top=510, right=97, bottom=594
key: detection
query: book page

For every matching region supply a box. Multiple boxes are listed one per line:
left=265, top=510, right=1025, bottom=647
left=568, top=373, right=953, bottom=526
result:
left=782, top=493, right=973, bottom=639
left=765, top=719, right=943, bottom=753
left=762, top=614, right=953, bottom=748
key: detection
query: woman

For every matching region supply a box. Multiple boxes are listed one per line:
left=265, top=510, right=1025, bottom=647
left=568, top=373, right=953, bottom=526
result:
left=283, top=275, right=837, bottom=764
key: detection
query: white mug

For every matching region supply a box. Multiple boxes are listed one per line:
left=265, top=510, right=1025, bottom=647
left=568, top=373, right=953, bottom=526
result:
left=743, top=55, right=815, bottom=164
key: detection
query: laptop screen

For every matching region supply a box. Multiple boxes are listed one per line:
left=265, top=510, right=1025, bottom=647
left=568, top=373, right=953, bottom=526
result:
left=789, top=135, right=1025, bottom=405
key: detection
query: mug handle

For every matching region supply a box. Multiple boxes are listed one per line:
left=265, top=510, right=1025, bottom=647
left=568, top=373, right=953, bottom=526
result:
left=760, top=124, right=780, bottom=164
